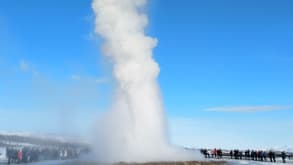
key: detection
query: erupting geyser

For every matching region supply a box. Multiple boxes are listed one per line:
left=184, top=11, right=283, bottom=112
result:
left=92, top=0, right=200, bottom=162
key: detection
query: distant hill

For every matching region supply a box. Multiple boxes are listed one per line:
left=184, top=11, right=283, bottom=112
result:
left=0, top=132, right=89, bottom=150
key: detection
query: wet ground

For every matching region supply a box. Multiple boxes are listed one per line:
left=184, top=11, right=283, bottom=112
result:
left=22, top=160, right=225, bottom=165
left=59, top=161, right=226, bottom=165
left=19, top=159, right=293, bottom=165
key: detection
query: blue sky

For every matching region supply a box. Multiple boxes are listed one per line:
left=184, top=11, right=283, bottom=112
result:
left=0, top=0, right=292, bottom=149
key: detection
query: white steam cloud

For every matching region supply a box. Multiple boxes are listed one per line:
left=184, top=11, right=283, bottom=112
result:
left=92, top=0, right=200, bottom=162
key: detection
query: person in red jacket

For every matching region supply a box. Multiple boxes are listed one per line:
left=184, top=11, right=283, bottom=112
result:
left=17, top=149, right=23, bottom=163
left=212, top=148, right=217, bottom=158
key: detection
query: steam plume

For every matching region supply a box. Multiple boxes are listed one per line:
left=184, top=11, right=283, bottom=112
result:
left=92, top=0, right=199, bottom=162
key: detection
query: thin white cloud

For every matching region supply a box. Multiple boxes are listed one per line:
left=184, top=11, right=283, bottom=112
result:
left=19, top=60, right=39, bottom=76
left=71, top=74, right=108, bottom=84
left=19, top=60, right=30, bottom=72
left=205, top=105, right=292, bottom=112
left=95, top=78, right=108, bottom=84
left=71, top=75, right=81, bottom=81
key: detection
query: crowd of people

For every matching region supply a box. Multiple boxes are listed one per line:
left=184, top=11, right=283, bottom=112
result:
left=5, top=146, right=87, bottom=164
left=0, top=133, right=90, bottom=164
left=200, top=148, right=292, bottom=163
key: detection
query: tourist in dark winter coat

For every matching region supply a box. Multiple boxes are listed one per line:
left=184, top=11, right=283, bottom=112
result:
left=281, top=151, right=287, bottom=163
left=269, top=151, right=273, bottom=162
left=272, top=151, right=276, bottom=162
left=230, top=150, right=233, bottom=159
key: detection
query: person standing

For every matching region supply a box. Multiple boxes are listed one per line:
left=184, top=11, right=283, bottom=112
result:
left=7, top=148, right=11, bottom=165
left=230, top=150, right=233, bottom=159
left=281, top=151, right=286, bottom=163
left=212, top=148, right=217, bottom=158
left=272, top=151, right=276, bottom=162
left=17, top=149, right=23, bottom=163
left=269, top=151, right=273, bottom=162
left=263, top=151, right=267, bottom=161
